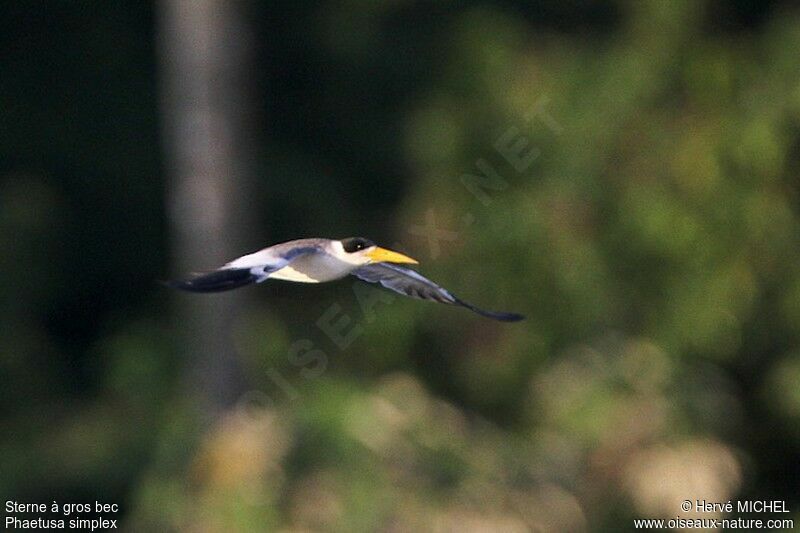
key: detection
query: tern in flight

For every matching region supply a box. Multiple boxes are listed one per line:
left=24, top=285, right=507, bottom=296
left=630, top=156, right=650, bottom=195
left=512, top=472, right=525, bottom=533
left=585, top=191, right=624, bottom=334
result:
left=168, top=237, right=524, bottom=322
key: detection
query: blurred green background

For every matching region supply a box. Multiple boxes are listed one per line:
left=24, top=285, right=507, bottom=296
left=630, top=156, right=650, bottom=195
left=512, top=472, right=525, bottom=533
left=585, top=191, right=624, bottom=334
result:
left=2, top=1, right=800, bottom=531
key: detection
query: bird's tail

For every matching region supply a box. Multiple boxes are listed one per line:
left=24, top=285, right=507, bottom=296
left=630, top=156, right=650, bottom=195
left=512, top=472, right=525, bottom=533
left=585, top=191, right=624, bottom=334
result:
left=164, top=268, right=258, bottom=293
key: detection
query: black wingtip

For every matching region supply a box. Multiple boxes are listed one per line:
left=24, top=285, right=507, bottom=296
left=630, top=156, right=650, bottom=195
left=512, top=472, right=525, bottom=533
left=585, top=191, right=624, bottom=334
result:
left=470, top=308, right=526, bottom=322
left=162, top=268, right=258, bottom=293
left=452, top=296, right=525, bottom=322
left=486, top=311, right=526, bottom=322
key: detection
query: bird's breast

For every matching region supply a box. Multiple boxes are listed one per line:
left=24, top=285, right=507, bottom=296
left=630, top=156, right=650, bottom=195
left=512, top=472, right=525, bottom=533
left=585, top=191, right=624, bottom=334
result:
left=268, top=254, right=354, bottom=283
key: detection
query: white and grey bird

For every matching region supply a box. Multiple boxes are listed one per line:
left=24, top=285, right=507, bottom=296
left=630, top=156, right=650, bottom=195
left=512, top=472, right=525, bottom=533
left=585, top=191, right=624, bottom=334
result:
left=167, top=237, right=524, bottom=322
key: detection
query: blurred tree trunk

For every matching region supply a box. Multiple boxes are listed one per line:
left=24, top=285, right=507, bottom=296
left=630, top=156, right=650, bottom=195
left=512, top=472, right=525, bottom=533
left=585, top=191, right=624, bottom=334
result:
left=157, top=0, right=257, bottom=417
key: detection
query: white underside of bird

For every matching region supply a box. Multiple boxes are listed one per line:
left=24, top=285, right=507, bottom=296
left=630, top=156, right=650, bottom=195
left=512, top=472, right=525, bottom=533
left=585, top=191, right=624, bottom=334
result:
left=168, top=237, right=523, bottom=322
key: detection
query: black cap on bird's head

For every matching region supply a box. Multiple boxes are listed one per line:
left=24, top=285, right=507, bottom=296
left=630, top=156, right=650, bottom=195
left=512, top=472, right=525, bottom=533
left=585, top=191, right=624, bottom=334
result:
left=340, top=237, right=375, bottom=253
left=339, top=237, right=418, bottom=264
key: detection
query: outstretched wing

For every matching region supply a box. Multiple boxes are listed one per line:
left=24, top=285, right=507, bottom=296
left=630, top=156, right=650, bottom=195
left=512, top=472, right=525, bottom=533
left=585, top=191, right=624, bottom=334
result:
left=167, top=245, right=319, bottom=293
left=351, top=263, right=524, bottom=322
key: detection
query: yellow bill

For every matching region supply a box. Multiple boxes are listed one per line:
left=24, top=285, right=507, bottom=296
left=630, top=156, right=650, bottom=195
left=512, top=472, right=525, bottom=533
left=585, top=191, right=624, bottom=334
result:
left=366, top=247, right=419, bottom=264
